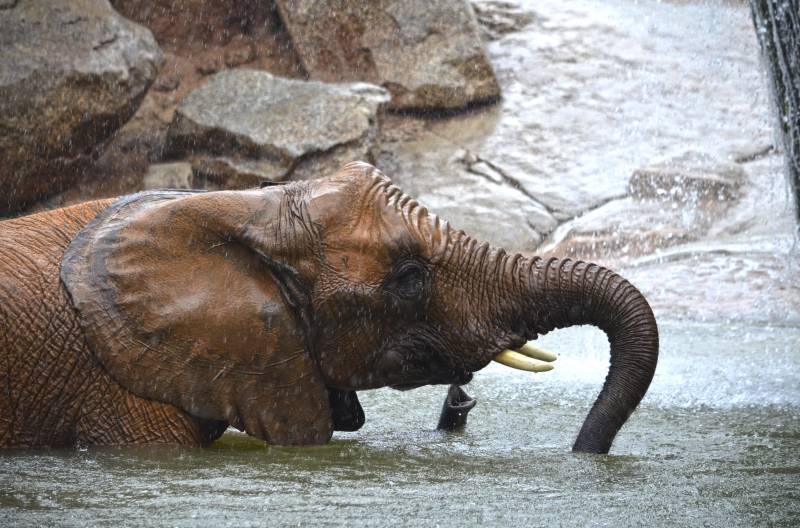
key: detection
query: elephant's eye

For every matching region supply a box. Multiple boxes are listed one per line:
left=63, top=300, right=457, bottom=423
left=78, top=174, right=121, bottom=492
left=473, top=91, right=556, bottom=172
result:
left=385, top=260, right=427, bottom=301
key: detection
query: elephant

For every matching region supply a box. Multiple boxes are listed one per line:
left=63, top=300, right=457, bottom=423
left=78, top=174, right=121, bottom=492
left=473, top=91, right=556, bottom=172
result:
left=0, top=162, right=658, bottom=452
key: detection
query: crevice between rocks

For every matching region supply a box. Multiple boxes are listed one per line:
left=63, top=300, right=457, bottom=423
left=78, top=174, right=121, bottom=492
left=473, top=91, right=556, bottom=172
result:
left=460, top=148, right=629, bottom=247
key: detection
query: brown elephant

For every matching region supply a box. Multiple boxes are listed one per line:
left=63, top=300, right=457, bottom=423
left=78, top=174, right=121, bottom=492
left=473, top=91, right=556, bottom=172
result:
left=0, top=162, right=658, bottom=452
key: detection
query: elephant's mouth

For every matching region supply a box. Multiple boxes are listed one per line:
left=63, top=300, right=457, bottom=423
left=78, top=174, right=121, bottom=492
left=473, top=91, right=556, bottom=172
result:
left=390, top=370, right=473, bottom=391
left=378, top=333, right=557, bottom=392
left=385, top=340, right=556, bottom=391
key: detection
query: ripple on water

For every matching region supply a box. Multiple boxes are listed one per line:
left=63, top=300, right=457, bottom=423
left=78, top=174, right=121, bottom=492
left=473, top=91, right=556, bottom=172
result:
left=2, top=324, right=798, bottom=526
left=2, top=0, right=799, bottom=526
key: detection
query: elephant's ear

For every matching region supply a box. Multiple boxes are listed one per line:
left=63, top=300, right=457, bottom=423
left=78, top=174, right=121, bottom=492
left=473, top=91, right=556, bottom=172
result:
left=61, top=190, right=333, bottom=445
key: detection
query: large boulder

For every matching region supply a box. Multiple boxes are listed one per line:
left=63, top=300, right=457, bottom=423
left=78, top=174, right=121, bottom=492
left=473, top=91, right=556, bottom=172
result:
left=0, top=0, right=163, bottom=213
left=166, top=69, right=389, bottom=187
left=110, top=0, right=267, bottom=48
left=275, top=0, right=500, bottom=111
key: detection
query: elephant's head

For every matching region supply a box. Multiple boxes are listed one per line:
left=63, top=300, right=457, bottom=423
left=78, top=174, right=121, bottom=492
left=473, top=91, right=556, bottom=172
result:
left=61, top=162, right=658, bottom=453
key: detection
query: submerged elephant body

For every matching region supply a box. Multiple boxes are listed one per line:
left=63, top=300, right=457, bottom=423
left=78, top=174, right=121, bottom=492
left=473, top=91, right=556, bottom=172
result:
left=0, top=163, right=658, bottom=452
left=0, top=200, right=227, bottom=446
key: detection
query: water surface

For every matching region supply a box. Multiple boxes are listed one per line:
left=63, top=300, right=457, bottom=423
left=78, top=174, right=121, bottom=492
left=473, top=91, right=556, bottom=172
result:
left=2, top=323, right=798, bottom=527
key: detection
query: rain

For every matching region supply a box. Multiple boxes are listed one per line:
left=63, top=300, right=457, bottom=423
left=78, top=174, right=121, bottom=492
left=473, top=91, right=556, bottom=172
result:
left=1, top=0, right=798, bottom=526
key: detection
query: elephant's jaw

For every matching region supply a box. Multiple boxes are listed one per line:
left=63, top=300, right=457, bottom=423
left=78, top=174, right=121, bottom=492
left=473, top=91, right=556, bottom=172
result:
left=390, top=371, right=473, bottom=391
left=380, top=340, right=557, bottom=391
left=387, top=341, right=558, bottom=390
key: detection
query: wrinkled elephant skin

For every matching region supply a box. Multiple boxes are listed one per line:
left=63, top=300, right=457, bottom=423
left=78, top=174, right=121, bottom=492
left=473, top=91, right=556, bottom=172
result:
left=0, top=163, right=658, bottom=452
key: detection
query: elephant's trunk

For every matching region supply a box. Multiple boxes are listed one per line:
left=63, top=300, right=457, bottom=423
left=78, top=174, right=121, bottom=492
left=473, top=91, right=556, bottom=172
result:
left=515, top=256, right=659, bottom=453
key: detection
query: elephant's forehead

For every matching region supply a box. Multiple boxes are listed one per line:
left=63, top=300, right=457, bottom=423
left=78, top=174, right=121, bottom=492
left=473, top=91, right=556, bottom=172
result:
left=321, top=205, right=423, bottom=284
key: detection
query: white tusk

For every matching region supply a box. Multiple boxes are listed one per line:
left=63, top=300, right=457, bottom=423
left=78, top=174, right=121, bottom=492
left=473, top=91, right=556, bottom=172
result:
left=516, top=342, right=557, bottom=362
left=493, top=350, right=554, bottom=372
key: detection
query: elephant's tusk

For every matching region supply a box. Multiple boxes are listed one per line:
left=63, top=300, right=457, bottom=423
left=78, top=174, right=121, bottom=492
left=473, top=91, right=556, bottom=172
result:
left=493, top=350, right=554, bottom=372
left=516, top=342, right=557, bottom=363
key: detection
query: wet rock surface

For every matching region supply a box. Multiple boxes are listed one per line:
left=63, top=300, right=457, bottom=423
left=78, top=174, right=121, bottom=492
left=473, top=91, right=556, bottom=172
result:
left=167, top=70, right=389, bottom=187
left=622, top=235, right=800, bottom=325
left=275, top=0, right=501, bottom=111
left=0, top=0, right=162, bottom=213
left=0, top=0, right=795, bottom=325
left=629, top=152, right=747, bottom=202
left=472, top=0, right=535, bottom=41
left=379, top=126, right=556, bottom=249
left=540, top=152, right=749, bottom=262
left=377, top=0, right=798, bottom=325
left=142, top=162, right=194, bottom=190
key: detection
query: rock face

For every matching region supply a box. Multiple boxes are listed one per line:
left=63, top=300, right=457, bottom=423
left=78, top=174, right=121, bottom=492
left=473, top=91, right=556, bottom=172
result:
left=167, top=69, right=389, bottom=187
left=472, top=1, right=535, bottom=41
left=540, top=152, right=749, bottom=263
left=275, top=0, right=500, bottom=111
left=142, top=162, right=194, bottom=190
left=0, top=0, right=162, bottom=213
left=629, top=151, right=746, bottom=202
left=110, top=0, right=268, bottom=48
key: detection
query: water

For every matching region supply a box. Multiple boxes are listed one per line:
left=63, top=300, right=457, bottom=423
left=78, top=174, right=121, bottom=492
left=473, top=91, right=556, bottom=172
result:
left=2, top=324, right=798, bottom=526
left=3, top=0, right=800, bottom=525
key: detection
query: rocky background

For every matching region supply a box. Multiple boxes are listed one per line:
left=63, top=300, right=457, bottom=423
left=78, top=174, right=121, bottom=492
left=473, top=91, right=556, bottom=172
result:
left=0, top=0, right=499, bottom=211
left=1, top=0, right=797, bottom=324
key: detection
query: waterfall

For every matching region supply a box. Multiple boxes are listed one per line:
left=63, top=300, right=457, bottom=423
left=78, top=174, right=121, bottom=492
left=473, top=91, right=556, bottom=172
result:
left=750, top=0, right=800, bottom=227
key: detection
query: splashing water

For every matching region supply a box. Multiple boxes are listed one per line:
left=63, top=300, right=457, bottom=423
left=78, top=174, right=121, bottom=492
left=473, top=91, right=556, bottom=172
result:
left=2, top=0, right=799, bottom=526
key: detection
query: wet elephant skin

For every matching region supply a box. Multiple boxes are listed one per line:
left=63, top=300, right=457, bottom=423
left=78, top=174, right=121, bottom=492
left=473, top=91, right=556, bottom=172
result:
left=0, top=162, right=658, bottom=452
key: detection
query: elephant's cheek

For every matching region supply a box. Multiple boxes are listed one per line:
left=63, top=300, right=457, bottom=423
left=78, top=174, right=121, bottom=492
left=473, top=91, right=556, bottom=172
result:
left=318, top=357, right=369, bottom=390
left=326, top=350, right=401, bottom=390
left=369, top=349, right=406, bottom=387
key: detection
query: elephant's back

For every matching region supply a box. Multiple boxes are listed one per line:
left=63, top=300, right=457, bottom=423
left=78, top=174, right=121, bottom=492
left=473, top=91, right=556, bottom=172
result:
left=0, top=200, right=115, bottom=249
left=0, top=199, right=115, bottom=331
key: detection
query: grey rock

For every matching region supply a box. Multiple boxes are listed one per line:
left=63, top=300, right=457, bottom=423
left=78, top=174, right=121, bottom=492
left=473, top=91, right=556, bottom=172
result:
left=191, top=157, right=288, bottom=190
left=275, top=0, right=500, bottom=111
left=629, top=151, right=747, bottom=202
left=472, top=1, right=535, bottom=41
left=167, top=69, right=389, bottom=187
left=538, top=198, right=699, bottom=264
left=379, top=140, right=556, bottom=252
left=142, top=162, right=194, bottom=190
left=0, top=0, right=162, bottom=213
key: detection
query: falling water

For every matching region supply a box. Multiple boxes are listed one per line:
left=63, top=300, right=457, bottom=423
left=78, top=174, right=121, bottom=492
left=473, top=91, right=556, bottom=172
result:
left=749, top=0, right=800, bottom=225
left=1, top=0, right=799, bottom=526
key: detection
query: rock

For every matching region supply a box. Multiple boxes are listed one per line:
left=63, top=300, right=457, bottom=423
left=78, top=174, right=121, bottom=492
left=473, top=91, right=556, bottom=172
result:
left=472, top=1, right=535, bottom=41
left=166, top=69, right=389, bottom=187
left=223, top=36, right=257, bottom=68
left=142, top=162, right=194, bottom=190
left=621, top=237, right=800, bottom=325
left=0, top=0, right=162, bottom=213
left=275, top=0, right=500, bottom=111
left=153, top=71, right=181, bottom=92
left=629, top=151, right=747, bottom=202
left=538, top=189, right=740, bottom=265
left=378, top=134, right=557, bottom=252
left=110, top=0, right=269, bottom=48
left=538, top=198, right=697, bottom=264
